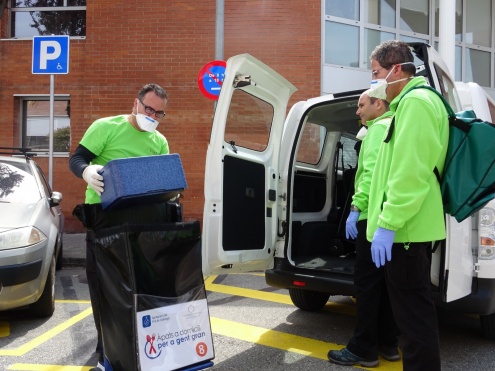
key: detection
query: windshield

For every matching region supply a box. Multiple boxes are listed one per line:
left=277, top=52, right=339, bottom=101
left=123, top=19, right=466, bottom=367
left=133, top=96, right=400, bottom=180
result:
left=0, top=160, right=41, bottom=203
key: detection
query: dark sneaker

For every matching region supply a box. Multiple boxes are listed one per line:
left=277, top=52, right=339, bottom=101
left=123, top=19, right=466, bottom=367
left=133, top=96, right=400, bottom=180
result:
left=328, top=347, right=379, bottom=367
left=89, top=361, right=105, bottom=371
left=379, top=346, right=401, bottom=362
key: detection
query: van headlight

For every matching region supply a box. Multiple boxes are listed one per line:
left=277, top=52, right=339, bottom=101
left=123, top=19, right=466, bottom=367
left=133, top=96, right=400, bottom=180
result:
left=479, top=207, right=495, bottom=260
left=0, top=227, right=47, bottom=250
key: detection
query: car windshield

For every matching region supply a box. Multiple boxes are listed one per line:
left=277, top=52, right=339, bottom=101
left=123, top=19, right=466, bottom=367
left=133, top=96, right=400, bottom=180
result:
left=0, top=160, right=41, bottom=203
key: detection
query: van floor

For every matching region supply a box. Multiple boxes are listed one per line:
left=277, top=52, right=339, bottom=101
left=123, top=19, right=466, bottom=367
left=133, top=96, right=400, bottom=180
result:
left=294, top=253, right=355, bottom=275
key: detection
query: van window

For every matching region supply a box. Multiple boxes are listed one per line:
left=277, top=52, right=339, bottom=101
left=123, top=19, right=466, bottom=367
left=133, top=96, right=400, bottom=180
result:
left=296, top=122, right=326, bottom=165
left=434, top=64, right=462, bottom=112
left=340, top=136, right=359, bottom=171
left=224, top=89, right=274, bottom=152
left=487, top=98, right=495, bottom=123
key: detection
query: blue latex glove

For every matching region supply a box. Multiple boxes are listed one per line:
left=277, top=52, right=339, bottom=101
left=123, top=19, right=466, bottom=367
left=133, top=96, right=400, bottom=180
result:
left=345, top=211, right=360, bottom=239
left=371, top=227, right=395, bottom=268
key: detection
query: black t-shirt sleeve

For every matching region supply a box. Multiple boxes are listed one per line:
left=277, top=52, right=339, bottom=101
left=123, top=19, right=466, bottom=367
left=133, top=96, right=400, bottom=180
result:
left=69, top=144, right=97, bottom=178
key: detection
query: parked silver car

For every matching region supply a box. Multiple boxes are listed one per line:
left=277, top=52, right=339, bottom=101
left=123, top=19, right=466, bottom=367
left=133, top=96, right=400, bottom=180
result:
left=0, top=148, right=64, bottom=317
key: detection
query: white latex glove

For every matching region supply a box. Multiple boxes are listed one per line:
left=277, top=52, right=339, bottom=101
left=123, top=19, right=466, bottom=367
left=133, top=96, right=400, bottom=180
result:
left=82, top=165, right=104, bottom=195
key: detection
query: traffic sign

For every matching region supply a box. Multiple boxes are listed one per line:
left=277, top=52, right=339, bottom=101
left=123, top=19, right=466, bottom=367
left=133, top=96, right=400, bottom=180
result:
left=198, top=60, right=226, bottom=100
left=32, top=35, right=70, bottom=74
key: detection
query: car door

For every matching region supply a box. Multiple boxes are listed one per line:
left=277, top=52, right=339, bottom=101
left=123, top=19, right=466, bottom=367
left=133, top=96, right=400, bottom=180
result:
left=416, top=42, right=473, bottom=302
left=202, top=54, right=297, bottom=275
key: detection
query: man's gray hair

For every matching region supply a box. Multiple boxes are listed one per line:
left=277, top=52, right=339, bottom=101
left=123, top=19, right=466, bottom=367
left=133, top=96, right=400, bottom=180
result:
left=370, top=40, right=416, bottom=76
left=138, top=83, right=168, bottom=100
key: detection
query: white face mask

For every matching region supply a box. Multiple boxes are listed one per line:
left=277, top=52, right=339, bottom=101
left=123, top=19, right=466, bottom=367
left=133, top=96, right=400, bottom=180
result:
left=132, top=100, right=159, bottom=132
left=133, top=113, right=159, bottom=132
left=368, top=62, right=415, bottom=100
left=356, top=126, right=368, bottom=141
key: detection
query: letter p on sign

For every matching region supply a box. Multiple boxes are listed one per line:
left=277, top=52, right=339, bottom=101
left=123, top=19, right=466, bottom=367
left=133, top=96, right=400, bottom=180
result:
left=32, top=35, right=70, bottom=74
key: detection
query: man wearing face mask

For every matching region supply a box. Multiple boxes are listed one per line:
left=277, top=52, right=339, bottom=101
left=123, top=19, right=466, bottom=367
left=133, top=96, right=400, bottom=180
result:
left=69, top=83, right=169, bottom=371
left=329, top=91, right=400, bottom=367
left=366, top=40, right=449, bottom=371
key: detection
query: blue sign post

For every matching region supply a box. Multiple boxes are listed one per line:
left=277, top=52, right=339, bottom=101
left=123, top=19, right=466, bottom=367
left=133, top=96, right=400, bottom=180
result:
left=32, top=35, right=70, bottom=74
left=32, top=35, right=70, bottom=186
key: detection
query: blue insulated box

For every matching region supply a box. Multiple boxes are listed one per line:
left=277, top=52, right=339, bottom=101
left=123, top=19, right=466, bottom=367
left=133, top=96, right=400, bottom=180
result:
left=99, top=154, right=187, bottom=210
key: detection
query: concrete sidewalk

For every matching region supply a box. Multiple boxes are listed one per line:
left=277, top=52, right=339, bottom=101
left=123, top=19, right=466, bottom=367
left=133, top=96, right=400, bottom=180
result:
left=62, top=233, right=87, bottom=267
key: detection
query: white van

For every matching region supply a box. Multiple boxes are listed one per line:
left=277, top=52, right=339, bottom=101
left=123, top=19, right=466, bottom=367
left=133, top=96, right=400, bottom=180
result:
left=202, top=43, right=495, bottom=340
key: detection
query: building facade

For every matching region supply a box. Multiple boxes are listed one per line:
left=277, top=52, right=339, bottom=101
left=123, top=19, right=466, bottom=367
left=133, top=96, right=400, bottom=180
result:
left=0, top=0, right=493, bottom=232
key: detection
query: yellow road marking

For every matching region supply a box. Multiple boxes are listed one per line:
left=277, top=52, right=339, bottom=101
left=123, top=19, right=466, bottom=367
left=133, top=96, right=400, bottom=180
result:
left=4, top=275, right=400, bottom=370
left=211, top=317, right=401, bottom=370
left=8, top=365, right=93, bottom=370
left=55, top=300, right=91, bottom=304
left=0, top=307, right=93, bottom=356
left=205, top=275, right=357, bottom=316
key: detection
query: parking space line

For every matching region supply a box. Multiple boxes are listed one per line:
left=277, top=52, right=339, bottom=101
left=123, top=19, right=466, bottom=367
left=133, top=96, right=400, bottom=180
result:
left=211, top=317, right=402, bottom=370
left=204, top=275, right=356, bottom=316
left=0, top=307, right=93, bottom=357
left=8, top=364, right=93, bottom=370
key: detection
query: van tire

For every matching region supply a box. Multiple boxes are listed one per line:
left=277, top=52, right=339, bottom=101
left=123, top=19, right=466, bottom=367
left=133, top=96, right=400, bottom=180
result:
left=480, top=313, right=495, bottom=340
left=289, top=288, right=330, bottom=311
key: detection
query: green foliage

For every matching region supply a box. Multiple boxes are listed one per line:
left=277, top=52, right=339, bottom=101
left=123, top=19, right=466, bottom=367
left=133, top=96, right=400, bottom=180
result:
left=52, top=127, right=71, bottom=152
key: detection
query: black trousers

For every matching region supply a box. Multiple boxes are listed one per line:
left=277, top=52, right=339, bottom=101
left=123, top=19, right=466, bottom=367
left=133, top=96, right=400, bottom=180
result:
left=347, top=220, right=399, bottom=359
left=86, top=232, right=103, bottom=357
left=384, top=241, right=441, bottom=371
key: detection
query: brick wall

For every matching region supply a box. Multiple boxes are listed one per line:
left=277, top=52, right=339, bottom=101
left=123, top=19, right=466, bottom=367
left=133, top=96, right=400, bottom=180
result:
left=0, top=0, right=321, bottom=233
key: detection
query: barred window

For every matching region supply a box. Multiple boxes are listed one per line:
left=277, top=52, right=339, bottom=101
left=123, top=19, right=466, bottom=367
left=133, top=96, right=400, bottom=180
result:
left=10, top=0, right=86, bottom=38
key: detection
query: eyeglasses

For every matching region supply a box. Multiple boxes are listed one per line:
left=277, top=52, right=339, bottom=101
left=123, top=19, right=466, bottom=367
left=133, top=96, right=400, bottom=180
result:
left=138, top=99, right=166, bottom=118
left=371, top=67, right=385, bottom=78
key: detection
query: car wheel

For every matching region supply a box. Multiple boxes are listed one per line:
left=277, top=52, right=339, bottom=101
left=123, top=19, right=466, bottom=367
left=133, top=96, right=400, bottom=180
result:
left=28, top=255, right=56, bottom=318
left=56, top=237, right=63, bottom=271
left=480, top=313, right=495, bottom=340
left=288, top=288, right=330, bottom=311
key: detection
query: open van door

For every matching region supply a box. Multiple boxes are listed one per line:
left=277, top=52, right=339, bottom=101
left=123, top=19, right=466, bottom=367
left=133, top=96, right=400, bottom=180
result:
left=202, top=54, right=297, bottom=276
left=412, top=43, right=473, bottom=302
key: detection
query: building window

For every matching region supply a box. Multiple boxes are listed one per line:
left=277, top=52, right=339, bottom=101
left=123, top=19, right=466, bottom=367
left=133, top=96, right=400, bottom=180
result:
left=326, top=0, right=359, bottom=21
left=465, top=0, right=492, bottom=47
left=20, top=98, right=71, bottom=153
left=325, top=21, right=359, bottom=67
left=365, top=0, right=396, bottom=28
left=465, top=48, right=492, bottom=87
left=324, top=0, right=495, bottom=89
left=10, top=0, right=86, bottom=38
left=400, top=0, right=429, bottom=35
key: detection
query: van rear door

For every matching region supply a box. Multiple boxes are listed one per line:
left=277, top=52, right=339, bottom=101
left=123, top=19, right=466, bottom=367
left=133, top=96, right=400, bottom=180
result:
left=202, top=54, right=296, bottom=276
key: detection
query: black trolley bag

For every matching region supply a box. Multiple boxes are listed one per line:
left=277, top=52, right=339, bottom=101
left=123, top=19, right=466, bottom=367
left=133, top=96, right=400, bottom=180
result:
left=73, top=201, right=214, bottom=371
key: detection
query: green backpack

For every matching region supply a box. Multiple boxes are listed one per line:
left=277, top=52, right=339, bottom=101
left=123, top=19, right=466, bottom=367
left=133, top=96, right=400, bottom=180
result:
left=390, top=85, right=495, bottom=223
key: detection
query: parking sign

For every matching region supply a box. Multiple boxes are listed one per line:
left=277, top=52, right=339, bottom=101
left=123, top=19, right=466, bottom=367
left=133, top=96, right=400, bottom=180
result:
left=32, top=36, right=70, bottom=74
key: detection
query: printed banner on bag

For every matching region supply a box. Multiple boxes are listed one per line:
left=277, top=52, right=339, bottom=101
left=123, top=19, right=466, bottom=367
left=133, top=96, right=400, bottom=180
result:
left=136, top=298, right=214, bottom=371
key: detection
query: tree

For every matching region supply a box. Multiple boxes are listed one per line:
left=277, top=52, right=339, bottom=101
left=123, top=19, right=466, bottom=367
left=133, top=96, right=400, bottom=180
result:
left=0, top=165, right=24, bottom=198
left=18, top=0, right=86, bottom=36
left=51, top=126, right=71, bottom=152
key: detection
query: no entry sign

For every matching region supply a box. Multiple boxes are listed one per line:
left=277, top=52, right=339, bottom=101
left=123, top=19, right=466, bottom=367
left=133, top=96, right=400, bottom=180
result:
left=198, top=60, right=226, bottom=100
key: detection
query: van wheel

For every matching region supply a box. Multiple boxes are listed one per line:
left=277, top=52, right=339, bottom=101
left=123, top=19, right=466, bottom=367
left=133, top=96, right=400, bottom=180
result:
left=289, top=288, right=330, bottom=311
left=480, top=313, right=495, bottom=340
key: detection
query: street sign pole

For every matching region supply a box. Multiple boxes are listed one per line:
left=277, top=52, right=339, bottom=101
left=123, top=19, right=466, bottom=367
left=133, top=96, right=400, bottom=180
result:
left=49, top=74, right=54, bottom=186
left=32, top=35, right=69, bottom=187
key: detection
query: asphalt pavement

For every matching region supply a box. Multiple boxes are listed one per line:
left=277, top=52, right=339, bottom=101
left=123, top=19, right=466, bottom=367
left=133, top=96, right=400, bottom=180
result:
left=62, top=233, right=87, bottom=266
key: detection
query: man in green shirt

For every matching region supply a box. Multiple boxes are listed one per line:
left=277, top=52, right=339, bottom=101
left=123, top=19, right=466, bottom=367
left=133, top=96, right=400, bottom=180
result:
left=367, top=40, right=449, bottom=371
left=69, top=83, right=170, bottom=371
left=329, top=91, right=399, bottom=367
